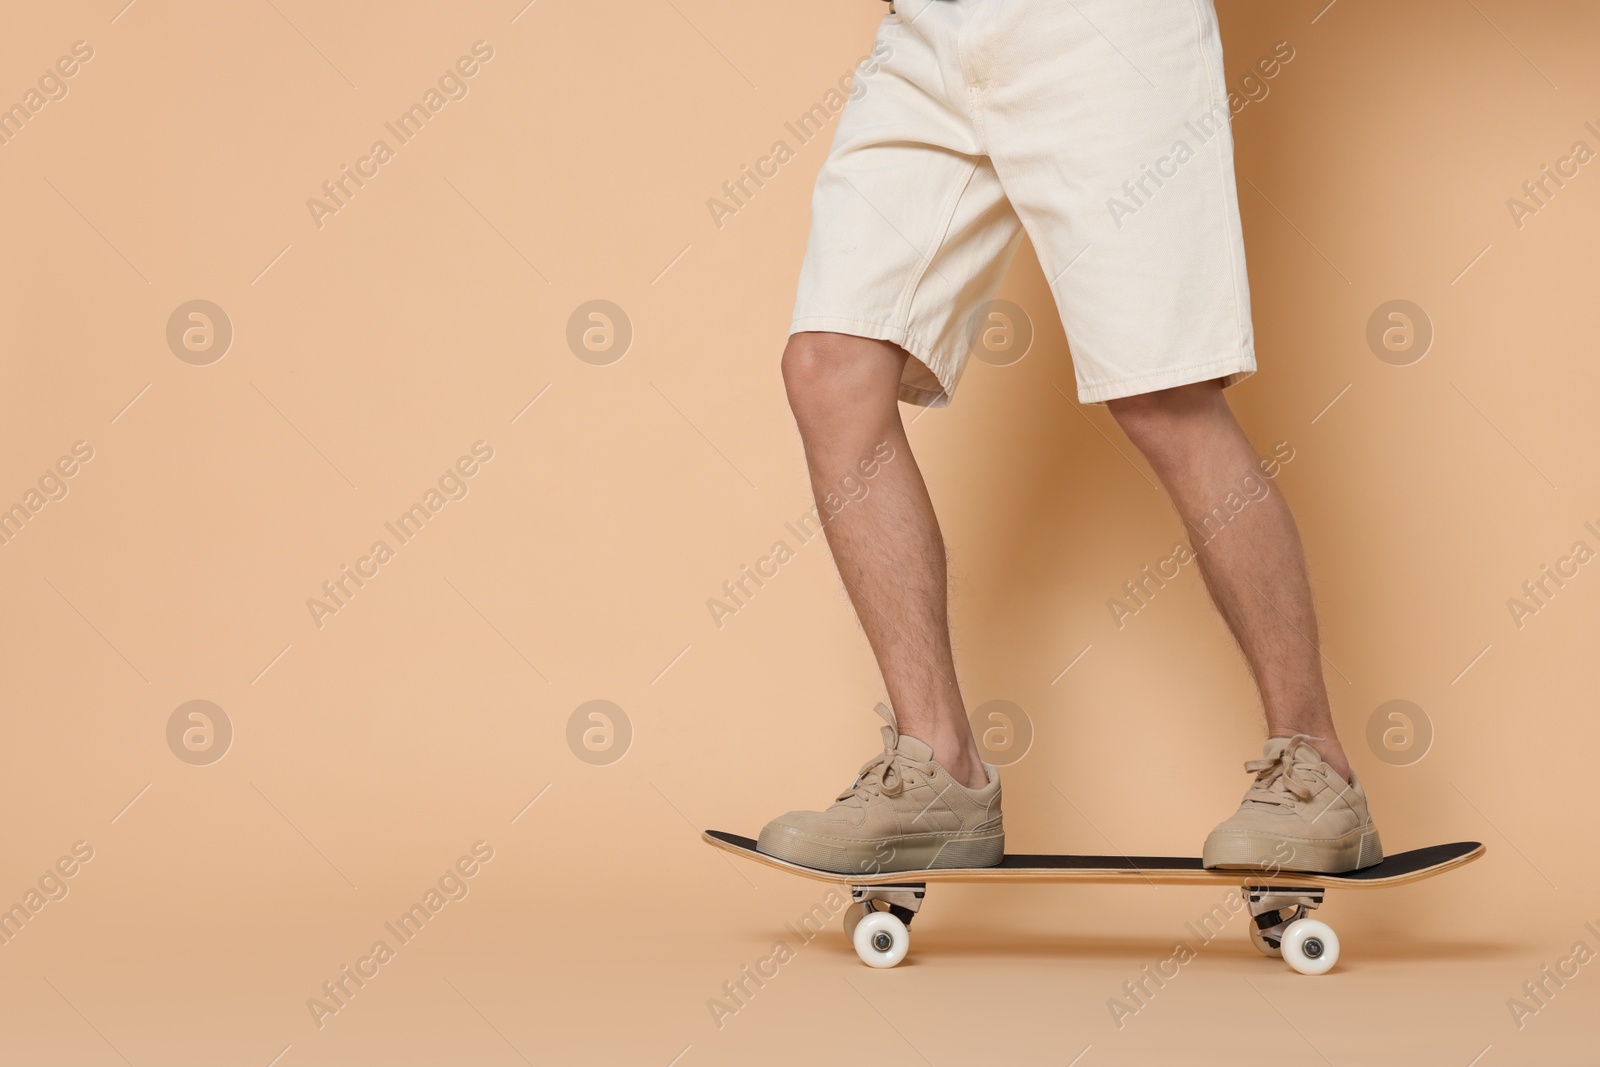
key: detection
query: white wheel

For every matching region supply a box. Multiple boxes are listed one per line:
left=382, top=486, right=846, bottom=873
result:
left=1249, top=921, right=1283, bottom=958
left=852, top=911, right=910, bottom=968
left=1280, top=919, right=1339, bottom=975
left=842, top=900, right=873, bottom=940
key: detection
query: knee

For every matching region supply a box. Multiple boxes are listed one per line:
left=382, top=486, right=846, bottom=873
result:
left=1105, top=392, right=1176, bottom=456
left=1105, top=381, right=1225, bottom=463
left=781, top=332, right=903, bottom=432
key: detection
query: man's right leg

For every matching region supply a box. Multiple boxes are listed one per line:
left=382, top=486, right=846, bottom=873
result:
left=754, top=332, right=1003, bottom=874
left=781, top=331, right=986, bottom=791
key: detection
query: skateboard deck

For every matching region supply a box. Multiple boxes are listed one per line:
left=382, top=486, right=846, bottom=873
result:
left=703, top=830, right=1482, bottom=887
left=702, top=830, right=1485, bottom=973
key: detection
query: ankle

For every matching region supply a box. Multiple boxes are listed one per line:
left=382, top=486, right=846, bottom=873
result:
left=901, top=725, right=985, bottom=786
left=932, top=743, right=990, bottom=791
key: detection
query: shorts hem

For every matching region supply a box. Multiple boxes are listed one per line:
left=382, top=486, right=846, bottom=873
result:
left=788, top=315, right=954, bottom=408
left=1076, top=355, right=1256, bottom=405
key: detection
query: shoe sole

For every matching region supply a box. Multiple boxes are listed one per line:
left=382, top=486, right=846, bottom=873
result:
left=756, top=825, right=1004, bottom=875
left=1203, top=825, right=1383, bottom=873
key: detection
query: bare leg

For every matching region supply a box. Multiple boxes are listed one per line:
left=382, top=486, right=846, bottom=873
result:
left=782, top=331, right=987, bottom=789
left=1106, top=381, right=1353, bottom=781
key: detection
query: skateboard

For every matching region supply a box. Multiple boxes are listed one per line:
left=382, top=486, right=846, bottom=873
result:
left=702, top=830, right=1484, bottom=974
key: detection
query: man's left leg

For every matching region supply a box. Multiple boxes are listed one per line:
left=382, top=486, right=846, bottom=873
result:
left=1106, top=380, right=1382, bottom=872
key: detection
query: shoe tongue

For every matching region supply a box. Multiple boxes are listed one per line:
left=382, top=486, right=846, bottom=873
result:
left=870, top=703, right=933, bottom=764
left=895, top=734, right=934, bottom=763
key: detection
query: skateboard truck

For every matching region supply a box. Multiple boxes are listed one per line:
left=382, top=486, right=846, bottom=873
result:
left=849, top=884, right=924, bottom=925
left=1244, top=885, right=1337, bottom=972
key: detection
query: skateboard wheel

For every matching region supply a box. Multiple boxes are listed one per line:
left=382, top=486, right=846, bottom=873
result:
left=842, top=900, right=874, bottom=940
left=1248, top=922, right=1283, bottom=959
left=852, top=911, right=910, bottom=968
left=1280, top=919, right=1339, bottom=975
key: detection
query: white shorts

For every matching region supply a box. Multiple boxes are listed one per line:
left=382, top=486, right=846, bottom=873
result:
left=790, top=0, right=1256, bottom=406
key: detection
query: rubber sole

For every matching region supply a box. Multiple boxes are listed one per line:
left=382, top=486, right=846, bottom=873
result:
left=756, top=824, right=1005, bottom=875
left=1203, top=825, right=1383, bottom=874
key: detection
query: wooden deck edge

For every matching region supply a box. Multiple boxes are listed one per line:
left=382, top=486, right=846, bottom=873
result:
left=702, top=831, right=1485, bottom=889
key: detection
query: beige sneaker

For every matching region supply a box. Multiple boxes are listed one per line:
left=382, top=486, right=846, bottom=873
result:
left=757, top=703, right=1003, bottom=874
left=1203, top=735, right=1383, bottom=873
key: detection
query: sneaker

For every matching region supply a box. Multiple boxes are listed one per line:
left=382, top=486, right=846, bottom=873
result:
left=1202, top=734, right=1383, bottom=873
left=757, top=703, right=1004, bottom=874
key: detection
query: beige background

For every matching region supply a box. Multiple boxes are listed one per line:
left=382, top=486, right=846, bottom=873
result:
left=2, top=0, right=1598, bottom=1063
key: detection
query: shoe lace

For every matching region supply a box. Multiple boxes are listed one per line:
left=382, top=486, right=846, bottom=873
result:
left=836, top=712, right=910, bottom=802
left=837, top=741, right=906, bottom=802
left=1241, top=734, right=1322, bottom=809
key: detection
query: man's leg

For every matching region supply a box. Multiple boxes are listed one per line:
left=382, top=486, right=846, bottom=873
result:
left=781, top=331, right=988, bottom=791
left=1105, top=380, right=1353, bottom=781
